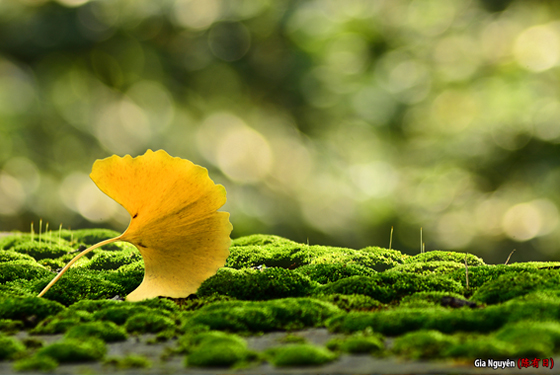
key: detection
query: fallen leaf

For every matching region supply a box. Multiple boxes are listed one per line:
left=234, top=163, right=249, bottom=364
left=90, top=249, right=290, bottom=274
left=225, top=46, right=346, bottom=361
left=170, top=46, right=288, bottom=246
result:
left=38, top=149, right=232, bottom=301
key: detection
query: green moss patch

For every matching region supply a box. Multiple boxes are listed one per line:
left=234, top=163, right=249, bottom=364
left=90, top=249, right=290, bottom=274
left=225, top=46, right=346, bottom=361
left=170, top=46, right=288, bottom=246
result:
left=36, top=338, right=106, bottom=363
left=65, top=321, right=127, bottom=342
left=404, top=250, right=484, bottom=266
left=0, top=334, right=26, bottom=360
left=197, top=267, right=318, bottom=300
left=471, top=270, right=560, bottom=304
left=181, top=331, right=257, bottom=368
left=265, top=344, right=337, bottom=367
left=124, top=312, right=177, bottom=334
left=0, top=297, right=64, bottom=327
left=295, top=263, right=376, bottom=284
left=186, top=298, right=342, bottom=333
left=0, top=262, right=52, bottom=284
left=392, top=330, right=458, bottom=359
left=12, top=241, right=72, bottom=260
left=13, top=355, right=59, bottom=372
left=317, top=273, right=463, bottom=303
left=326, top=330, right=384, bottom=354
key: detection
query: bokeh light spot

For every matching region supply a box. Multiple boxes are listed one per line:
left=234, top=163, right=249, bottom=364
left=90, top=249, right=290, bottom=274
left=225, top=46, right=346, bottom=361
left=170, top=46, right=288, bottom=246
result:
left=514, top=23, right=560, bottom=72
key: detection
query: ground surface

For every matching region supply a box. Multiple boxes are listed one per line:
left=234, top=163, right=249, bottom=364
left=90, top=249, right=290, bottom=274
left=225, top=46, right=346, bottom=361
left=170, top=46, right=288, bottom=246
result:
left=0, top=230, right=559, bottom=374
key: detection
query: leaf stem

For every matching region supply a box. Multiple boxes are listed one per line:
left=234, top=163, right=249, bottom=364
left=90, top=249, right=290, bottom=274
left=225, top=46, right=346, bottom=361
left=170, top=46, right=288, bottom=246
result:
left=37, top=236, right=121, bottom=298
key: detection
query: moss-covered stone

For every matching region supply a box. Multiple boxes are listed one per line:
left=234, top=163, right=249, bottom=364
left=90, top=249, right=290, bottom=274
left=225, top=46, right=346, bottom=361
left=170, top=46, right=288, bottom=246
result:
left=266, top=344, right=337, bottom=367
left=0, top=334, right=26, bottom=360
left=182, top=331, right=256, bottom=368
left=0, top=319, right=23, bottom=334
left=12, top=241, right=72, bottom=260
left=317, top=273, right=463, bottom=303
left=186, top=298, right=342, bottom=333
left=326, top=330, right=384, bottom=354
left=69, top=228, right=121, bottom=247
left=0, top=297, right=64, bottom=327
left=85, top=250, right=142, bottom=271
left=399, top=291, right=467, bottom=308
left=0, top=262, right=52, bottom=284
left=65, top=321, right=127, bottom=342
left=36, top=269, right=126, bottom=306
left=36, top=338, right=106, bottom=363
left=404, top=250, right=484, bottom=266
left=386, top=261, right=464, bottom=277
left=492, top=320, right=560, bottom=357
left=13, top=356, right=58, bottom=372
left=91, top=305, right=153, bottom=325
left=309, top=245, right=407, bottom=272
left=31, top=310, right=94, bottom=334
left=443, top=337, right=511, bottom=359
left=392, top=330, right=458, bottom=359
left=124, top=312, right=176, bottom=334
left=470, top=270, right=560, bottom=304
left=197, top=267, right=318, bottom=300
left=0, top=249, right=36, bottom=263
left=295, top=263, right=375, bottom=284
left=312, top=294, right=384, bottom=312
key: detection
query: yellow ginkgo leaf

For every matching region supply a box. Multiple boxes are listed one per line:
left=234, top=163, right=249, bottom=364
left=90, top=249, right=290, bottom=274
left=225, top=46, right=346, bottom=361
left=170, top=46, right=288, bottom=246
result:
left=38, top=149, right=232, bottom=302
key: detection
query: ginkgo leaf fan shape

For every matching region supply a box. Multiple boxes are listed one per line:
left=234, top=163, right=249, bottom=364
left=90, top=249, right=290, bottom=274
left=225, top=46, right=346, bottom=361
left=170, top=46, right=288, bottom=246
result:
left=38, top=149, right=232, bottom=302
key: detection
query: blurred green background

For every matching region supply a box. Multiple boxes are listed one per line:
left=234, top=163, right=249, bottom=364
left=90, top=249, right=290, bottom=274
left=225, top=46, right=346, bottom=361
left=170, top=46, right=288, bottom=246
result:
left=1, top=0, right=560, bottom=263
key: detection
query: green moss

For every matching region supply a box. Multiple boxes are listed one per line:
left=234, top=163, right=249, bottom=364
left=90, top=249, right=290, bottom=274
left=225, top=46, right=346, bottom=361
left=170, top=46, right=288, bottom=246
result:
left=186, top=298, right=342, bottom=333
left=317, top=273, right=463, bottom=304
left=443, top=337, right=511, bottom=359
left=404, top=250, right=485, bottom=266
left=492, top=320, right=560, bottom=357
left=392, top=330, right=458, bottom=359
left=183, top=331, right=256, bottom=368
left=36, top=338, right=106, bottom=363
left=471, top=270, right=560, bottom=304
left=92, top=305, right=153, bottom=325
left=105, top=355, right=151, bottom=369
left=386, top=261, right=464, bottom=276
left=12, top=241, right=72, bottom=260
left=13, top=355, right=58, bottom=372
left=0, top=249, right=36, bottom=263
left=85, top=250, right=142, bottom=271
left=116, top=260, right=144, bottom=273
left=309, top=245, right=407, bottom=272
left=70, top=228, right=121, bottom=247
left=65, top=321, right=127, bottom=342
left=135, top=297, right=180, bottom=314
left=31, top=310, right=94, bottom=334
left=175, top=295, right=236, bottom=311
left=0, top=232, right=69, bottom=250
left=0, top=319, right=23, bottom=334
left=295, top=263, right=375, bottom=284
left=0, top=297, right=64, bottom=327
left=0, top=262, right=52, bottom=283
left=399, top=291, right=466, bottom=308
left=36, top=269, right=126, bottom=306
left=0, top=334, right=26, bottom=360
left=326, top=331, right=384, bottom=354
left=226, top=244, right=313, bottom=269
left=226, top=236, right=407, bottom=271
left=231, top=234, right=300, bottom=247
left=197, top=267, right=317, bottom=300
left=124, top=312, right=176, bottom=334
left=266, top=344, right=337, bottom=367
left=0, top=279, right=39, bottom=298
left=312, top=294, right=383, bottom=312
